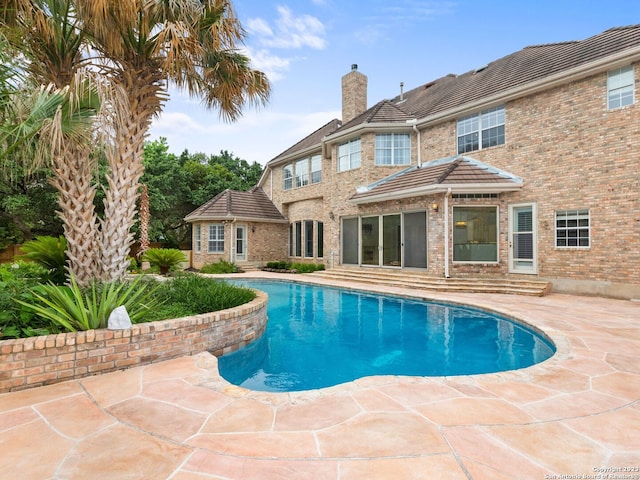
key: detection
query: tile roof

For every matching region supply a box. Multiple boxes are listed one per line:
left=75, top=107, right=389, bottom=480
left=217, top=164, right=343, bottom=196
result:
left=338, top=24, right=640, bottom=130
left=269, top=118, right=342, bottom=164
left=185, top=187, right=287, bottom=222
left=350, top=156, right=523, bottom=204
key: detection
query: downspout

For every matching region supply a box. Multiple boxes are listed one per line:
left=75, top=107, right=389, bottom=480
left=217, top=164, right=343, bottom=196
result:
left=444, top=188, right=451, bottom=278
left=230, top=218, right=237, bottom=263
left=412, top=123, right=421, bottom=165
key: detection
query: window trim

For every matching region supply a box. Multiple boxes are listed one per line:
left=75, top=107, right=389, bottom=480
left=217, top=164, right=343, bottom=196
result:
left=194, top=224, right=201, bottom=253
left=452, top=205, right=499, bottom=264
left=207, top=224, right=225, bottom=253
left=555, top=209, right=590, bottom=249
left=375, top=133, right=411, bottom=166
left=283, top=163, right=293, bottom=190
left=607, top=65, right=635, bottom=110
left=338, top=138, right=362, bottom=172
left=457, top=105, right=505, bottom=154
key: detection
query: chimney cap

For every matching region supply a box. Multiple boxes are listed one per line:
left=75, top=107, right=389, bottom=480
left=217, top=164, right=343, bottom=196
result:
left=351, top=64, right=358, bottom=71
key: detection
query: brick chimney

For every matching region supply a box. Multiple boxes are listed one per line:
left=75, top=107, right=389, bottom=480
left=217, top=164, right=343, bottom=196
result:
left=342, top=64, right=367, bottom=124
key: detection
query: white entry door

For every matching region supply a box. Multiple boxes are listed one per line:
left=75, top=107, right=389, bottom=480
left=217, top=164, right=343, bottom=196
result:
left=236, top=225, right=247, bottom=262
left=509, top=204, right=537, bottom=274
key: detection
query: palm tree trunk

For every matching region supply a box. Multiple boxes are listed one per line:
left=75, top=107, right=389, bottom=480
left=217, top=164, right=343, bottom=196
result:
left=98, top=106, right=150, bottom=281
left=49, top=146, right=99, bottom=285
left=139, top=183, right=150, bottom=256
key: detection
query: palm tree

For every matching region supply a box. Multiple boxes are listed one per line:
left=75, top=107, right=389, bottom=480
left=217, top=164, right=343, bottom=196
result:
left=1, top=0, right=105, bottom=284
left=78, top=0, right=270, bottom=280
left=2, top=0, right=270, bottom=283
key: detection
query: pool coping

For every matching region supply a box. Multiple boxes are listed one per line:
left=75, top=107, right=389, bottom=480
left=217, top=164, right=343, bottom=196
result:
left=1, top=271, right=638, bottom=479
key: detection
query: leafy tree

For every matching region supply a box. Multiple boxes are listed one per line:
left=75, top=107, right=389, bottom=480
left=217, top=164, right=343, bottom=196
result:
left=141, top=138, right=264, bottom=247
left=2, top=0, right=270, bottom=285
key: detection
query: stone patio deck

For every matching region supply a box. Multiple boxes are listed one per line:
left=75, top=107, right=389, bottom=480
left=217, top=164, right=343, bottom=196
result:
left=1, top=272, right=638, bottom=479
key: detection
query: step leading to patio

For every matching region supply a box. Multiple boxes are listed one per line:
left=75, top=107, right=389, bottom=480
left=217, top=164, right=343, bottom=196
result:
left=309, top=268, right=551, bottom=296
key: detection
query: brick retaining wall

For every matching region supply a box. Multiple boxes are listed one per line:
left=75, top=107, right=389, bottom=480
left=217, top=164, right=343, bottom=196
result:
left=0, top=290, right=268, bottom=393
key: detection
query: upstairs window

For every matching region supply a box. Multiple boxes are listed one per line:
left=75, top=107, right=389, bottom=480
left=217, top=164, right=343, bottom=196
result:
left=556, top=209, right=590, bottom=248
left=295, top=158, right=309, bottom=187
left=608, top=65, right=634, bottom=109
left=375, top=133, right=410, bottom=165
left=311, top=155, right=322, bottom=183
left=457, top=105, right=505, bottom=154
left=338, top=138, right=361, bottom=172
left=283, top=164, right=293, bottom=190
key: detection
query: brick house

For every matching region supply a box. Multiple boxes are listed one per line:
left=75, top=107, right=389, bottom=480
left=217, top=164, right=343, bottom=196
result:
left=187, top=25, right=640, bottom=299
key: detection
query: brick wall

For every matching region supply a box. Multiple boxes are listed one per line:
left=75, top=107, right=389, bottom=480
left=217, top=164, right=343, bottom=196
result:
left=0, top=291, right=268, bottom=393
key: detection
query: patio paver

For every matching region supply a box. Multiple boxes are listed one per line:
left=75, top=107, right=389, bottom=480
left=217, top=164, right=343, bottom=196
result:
left=0, top=272, right=638, bottom=479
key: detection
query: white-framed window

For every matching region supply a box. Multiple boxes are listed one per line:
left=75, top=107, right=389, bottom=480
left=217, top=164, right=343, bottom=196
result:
left=608, top=65, right=634, bottom=109
left=555, top=209, right=590, bottom=248
left=295, top=158, right=309, bottom=187
left=208, top=224, right=224, bottom=253
left=194, top=224, right=201, bottom=253
left=283, top=164, right=293, bottom=190
left=375, top=133, right=411, bottom=165
left=311, top=155, right=322, bottom=183
left=452, top=206, right=499, bottom=263
left=338, top=138, right=361, bottom=172
left=457, top=105, right=505, bottom=154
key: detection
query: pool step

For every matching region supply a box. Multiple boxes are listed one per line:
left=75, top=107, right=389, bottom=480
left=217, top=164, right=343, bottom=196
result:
left=309, top=268, right=551, bottom=296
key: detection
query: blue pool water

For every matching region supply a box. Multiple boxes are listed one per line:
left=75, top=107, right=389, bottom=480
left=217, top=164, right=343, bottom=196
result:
left=218, top=280, right=555, bottom=392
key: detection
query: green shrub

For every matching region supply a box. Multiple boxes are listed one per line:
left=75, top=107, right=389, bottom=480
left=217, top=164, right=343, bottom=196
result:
left=141, top=248, right=186, bottom=274
left=145, top=273, right=255, bottom=321
left=15, top=275, right=160, bottom=331
left=20, top=235, right=68, bottom=284
left=264, top=261, right=325, bottom=273
left=0, top=262, right=55, bottom=339
left=200, top=260, right=239, bottom=274
left=289, top=262, right=325, bottom=273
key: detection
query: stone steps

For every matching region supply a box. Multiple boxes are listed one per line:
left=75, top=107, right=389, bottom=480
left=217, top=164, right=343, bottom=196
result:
left=309, top=268, right=551, bottom=296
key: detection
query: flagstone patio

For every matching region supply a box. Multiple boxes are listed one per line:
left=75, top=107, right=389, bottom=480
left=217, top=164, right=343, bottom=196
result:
left=1, top=273, right=638, bottom=479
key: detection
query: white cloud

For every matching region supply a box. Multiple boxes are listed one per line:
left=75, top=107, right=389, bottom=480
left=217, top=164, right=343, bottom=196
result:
left=248, top=6, right=326, bottom=50
left=149, top=108, right=340, bottom=165
left=241, top=46, right=292, bottom=82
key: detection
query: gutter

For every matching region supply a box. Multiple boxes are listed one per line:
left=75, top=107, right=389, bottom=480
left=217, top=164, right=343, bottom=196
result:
left=350, top=182, right=523, bottom=205
left=415, top=45, right=640, bottom=128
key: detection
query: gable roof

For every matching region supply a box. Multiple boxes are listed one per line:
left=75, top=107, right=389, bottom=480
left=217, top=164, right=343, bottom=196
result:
left=185, top=187, right=287, bottom=223
left=350, top=156, right=523, bottom=204
left=337, top=24, right=640, bottom=132
left=269, top=118, right=342, bottom=165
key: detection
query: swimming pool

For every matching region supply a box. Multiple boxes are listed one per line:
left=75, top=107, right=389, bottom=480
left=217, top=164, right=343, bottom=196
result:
left=218, top=280, right=555, bottom=392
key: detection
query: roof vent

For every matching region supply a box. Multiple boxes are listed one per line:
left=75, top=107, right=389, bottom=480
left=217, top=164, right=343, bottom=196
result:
left=399, top=82, right=404, bottom=101
left=473, top=64, right=488, bottom=74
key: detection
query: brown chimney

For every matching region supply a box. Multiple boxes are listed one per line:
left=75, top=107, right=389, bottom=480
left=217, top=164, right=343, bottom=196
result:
left=342, top=64, right=367, bottom=124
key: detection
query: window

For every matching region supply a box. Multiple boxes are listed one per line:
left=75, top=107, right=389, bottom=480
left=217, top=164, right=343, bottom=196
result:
left=289, top=224, right=294, bottom=256
left=375, top=133, right=410, bottom=165
left=338, top=138, right=361, bottom=172
left=208, top=224, right=224, bottom=253
left=556, top=209, right=590, bottom=248
left=295, top=221, right=302, bottom=257
left=311, top=155, right=322, bottom=184
left=305, top=220, right=314, bottom=258
left=194, top=224, right=201, bottom=253
left=317, top=221, right=324, bottom=258
left=608, top=66, right=634, bottom=109
left=453, top=207, right=498, bottom=262
left=295, top=158, right=309, bottom=187
left=457, top=105, right=505, bottom=154
left=283, top=164, right=293, bottom=190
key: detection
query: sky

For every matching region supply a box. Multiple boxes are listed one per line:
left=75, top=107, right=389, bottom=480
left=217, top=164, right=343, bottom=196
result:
left=148, top=0, right=640, bottom=166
